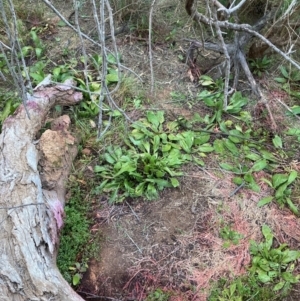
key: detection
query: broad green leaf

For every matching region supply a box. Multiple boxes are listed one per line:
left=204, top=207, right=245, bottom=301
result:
left=282, top=250, right=300, bottom=264
left=198, top=144, right=214, bottom=152
left=248, top=181, right=260, bottom=192
left=94, top=165, right=107, bottom=173
left=244, top=173, right=255, bottom=183
left=235, top=125, right=243, bottom=132
left=224, top=139, right=239, bottom=155
left=95, top=179, right=109, bottom=192
left=260, top=150, right=277, bottom=162
left=287, top=170, right=297, bottom=185
left=286, top=128, right=300, bottom=136
left=289, top=106, right=300, bottom=115
left=155, top=170, right=165, bottom=178
left=180, top=139, right=191, bottom=153
left=22, top=46, right=33, bottom=56
left=257, top=196, right=273, bottom=207
left=200, top=75, right=214, bottom=81
left=199, top=75, right=215, bottom=86
left=250, top=159, right=267, bottom=172
left=124, top=179, right=135, bottom=194
left=131, top=129, right=144, bottom=140
left=146, top=111, right=164, bottom=131
left=146, top=183, right=158, bottom=199
left=272, top=135, right=282, bottom=148
left=193, top=157, right=204, bottom=166
left=30, top=72, right=44, bottom=82
left=35, top=48, right=43, bottom=58
left=115, top=162, right=136, bottom=176
left=257, top=270, right=271, bottom=283
left=114, top=147, right=122, bottom=158
left=0, top=99, right=12, bottom=122
left=233, top=177, right=244, bottom=185
left=219, top=121, right=229, bottom=133
left=245, top=152, right=261, bottom=161
left=215, top=108, right=222, bottom=123
left=153, top=135, right=160, bottom=154
left=104, top=153, right=115, bottom=164
left=272, top=174, right=288, bottom=189
left=72, top=273, right=81, bottom=286
left=228, top=129, right=244, bottom=143
left=275, top=182, right=288, bottom=199
left=213, top=139, right=225, bottom=154
left=170, top=178, right=180, bottom=187
left=229, top=283, right=236, bottom=296
left=179, top=131, right=194, bottom=153
left=280, top=65, right=289, bottom=78
left=159, top=133, right=168, bottom=142
left=53, top=67, right=61, bottom=77
left=166, top=121, right=178, bottom=131
left=107, top=53, right=119, bottom=64
left=168, top=133, right=179, bottom=141
left=106, top=73, right=118, bottom=83
left=135, top=182, right=146, bottom=196
left=282, top=272, right=298, bottom=284
left=194, top=133, right=210, bottom=145
left=162, top=144, right=172, bottom=152
left=150, top=178, right=170, bottom=190
left=262, top=225, right=273, bottom=250
left=203, top=98, right=216, bottom=107
left=226, top=92, right=248, bottom=113
left=286, top=198, right=299, bottom=215
left=143, top=140, right=151, bottom=153
left=274, top=77, right=287, bottom=83
left=182, top=131, right=194, bottom=146
left=273, top=281, right=285, bottom=291
left=261, top=178, right=273, bottom=187
left=244, top=174, right=260, bottom=192
left=219, top=163, right=235, bottom=171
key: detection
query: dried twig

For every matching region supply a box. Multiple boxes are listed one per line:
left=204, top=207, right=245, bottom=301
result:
left=124, top=230, right=143, bottom=254
left=210, top=1, right=231, bottom=109
left=149, top=0, right=157, bottom=95
left=126, top=201, right=141, bottom=222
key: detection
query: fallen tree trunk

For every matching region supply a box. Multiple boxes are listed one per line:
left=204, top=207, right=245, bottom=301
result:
left=0, top=79, right=85, bottom=301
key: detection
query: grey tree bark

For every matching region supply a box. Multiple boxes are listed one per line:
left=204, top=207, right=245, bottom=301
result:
left=0, top=80, right=85, bottom=301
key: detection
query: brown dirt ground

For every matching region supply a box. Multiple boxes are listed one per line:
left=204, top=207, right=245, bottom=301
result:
left=19, top=0, right=300, bottom=300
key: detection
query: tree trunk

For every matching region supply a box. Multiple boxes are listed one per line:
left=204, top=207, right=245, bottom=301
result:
left=0, top=80, right=85, bottom=301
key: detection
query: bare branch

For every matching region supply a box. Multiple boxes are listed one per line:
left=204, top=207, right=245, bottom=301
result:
left=211, top=1, right=231, bottom=109
left=149, top=0, right=157, bottom=95
left=216, top=0, right=247, bottom=15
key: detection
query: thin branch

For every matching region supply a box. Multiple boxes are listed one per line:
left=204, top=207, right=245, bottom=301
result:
left=211, top=1, right=230, bottom=109
left=216, top=0, right=247, bottom=15
left=149, top=0, right=157, bottom=95
left=124, top=230, right=143, bottom=254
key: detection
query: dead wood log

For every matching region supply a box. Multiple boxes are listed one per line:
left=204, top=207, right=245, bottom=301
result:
left=0, top=79, right=85, bottom=301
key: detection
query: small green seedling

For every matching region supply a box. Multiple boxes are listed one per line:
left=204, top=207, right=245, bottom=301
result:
left=146, top=289, right=170, bottom=301
left=69, top=262, right=88, bottom=286
left=220, top=225, right=243, bottom=248
left=249, top=56, right=272, bottom=77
